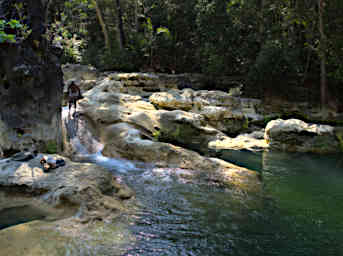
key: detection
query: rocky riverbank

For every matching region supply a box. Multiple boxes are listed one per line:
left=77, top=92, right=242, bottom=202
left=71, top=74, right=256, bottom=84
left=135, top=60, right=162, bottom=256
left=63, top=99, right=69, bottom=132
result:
left=62, top=64, right=342, bottom=160
left=0, top=153, right=134, bottom=255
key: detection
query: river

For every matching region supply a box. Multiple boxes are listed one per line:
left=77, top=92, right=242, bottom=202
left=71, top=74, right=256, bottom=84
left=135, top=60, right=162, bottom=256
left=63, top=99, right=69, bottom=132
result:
left=61, top=108, right=343, bottom=256
left=83, top=150, right=341, bottom=256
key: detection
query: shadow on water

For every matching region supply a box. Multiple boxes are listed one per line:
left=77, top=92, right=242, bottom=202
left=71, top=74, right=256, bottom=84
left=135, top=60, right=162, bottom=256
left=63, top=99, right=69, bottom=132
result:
left=215, top=149, right=263, bottom=171
left=0, top=205, right=47, bottom=230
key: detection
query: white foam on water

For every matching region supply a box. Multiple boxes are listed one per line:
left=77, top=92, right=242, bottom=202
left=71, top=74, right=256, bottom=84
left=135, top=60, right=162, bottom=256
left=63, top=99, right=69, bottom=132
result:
left=89, top=152, right=137, bottom=173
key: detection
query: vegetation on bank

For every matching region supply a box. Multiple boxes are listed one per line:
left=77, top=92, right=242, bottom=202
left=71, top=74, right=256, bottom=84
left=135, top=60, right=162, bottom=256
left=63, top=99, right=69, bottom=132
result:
left=2, top=0, right=343, bottom=109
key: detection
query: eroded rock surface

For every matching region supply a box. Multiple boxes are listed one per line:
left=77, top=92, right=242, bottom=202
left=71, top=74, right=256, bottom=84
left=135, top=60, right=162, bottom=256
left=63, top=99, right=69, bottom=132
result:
left=0, top=154, right=133, bottom=215
left=265, top=119, right=342, bottom=153
left=0, top=0, right=63, bottom=156
left=100, top=123, right=261, bottom=192
left=0, top=154, right=134, bottom=255
left=150, top=89, right=263, bottom=134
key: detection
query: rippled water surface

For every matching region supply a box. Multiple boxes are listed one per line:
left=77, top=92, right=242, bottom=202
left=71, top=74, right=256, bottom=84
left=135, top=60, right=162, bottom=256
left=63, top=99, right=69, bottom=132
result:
left=90, top=152, right=343, bottom=256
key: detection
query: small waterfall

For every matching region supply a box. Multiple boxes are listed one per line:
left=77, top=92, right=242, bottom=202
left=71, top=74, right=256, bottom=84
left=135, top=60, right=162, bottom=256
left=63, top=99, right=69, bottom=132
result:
left=62, top=107, right=138, bottom=173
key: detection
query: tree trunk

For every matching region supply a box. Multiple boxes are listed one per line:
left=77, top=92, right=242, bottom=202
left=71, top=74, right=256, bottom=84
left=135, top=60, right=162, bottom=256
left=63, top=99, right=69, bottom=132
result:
left=258, top=0, right=265, bottom=47
left=93, top=0, right=110, bottom=50
left=44, top=0, right=52, bottom=25
left=318, top=0, right=327, bottom=111
left=115, top=0, right=126, bottom=50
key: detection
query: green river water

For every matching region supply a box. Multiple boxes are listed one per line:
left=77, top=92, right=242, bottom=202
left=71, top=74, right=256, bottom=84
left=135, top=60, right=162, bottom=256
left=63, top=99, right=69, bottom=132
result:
left=89, top=151, right=343, bottom=256
left=2, top=109, right=342, bottom=255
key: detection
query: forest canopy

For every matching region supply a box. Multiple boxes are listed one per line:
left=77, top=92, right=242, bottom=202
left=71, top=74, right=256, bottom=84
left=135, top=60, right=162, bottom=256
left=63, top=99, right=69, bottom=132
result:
left=3, top=0, right=343, bottom=107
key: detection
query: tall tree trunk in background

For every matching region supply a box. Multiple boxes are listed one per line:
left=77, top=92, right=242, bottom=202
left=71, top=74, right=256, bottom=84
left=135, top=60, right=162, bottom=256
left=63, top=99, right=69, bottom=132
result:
left=115, top=0, right=126, bottom=50
left=318, top=0, right=327, bottom=111
left=134, top=0, right=140, bottom=32
left=258, top=0, right=265, bottom=48
left=93, top=0, right=110, bottom=50
left=44, top=0, right=52, bottom=25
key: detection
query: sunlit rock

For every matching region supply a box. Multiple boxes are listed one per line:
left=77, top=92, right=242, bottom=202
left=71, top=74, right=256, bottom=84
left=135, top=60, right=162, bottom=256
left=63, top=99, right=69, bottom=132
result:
left=149, top=89, right=194, bottom=110
left=209, top=132, right=268, bottom=152
left=62, top=63, right=98, bottom=81
left=265, top=119, right=341, bottom=153
left=149, top=89, right=263, bottom=134
left=101, top=122, right=261, bottom=192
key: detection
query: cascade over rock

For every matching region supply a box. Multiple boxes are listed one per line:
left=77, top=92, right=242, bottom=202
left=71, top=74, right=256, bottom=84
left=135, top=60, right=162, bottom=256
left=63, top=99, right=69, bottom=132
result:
left=0, top=0, right=63, bottom=156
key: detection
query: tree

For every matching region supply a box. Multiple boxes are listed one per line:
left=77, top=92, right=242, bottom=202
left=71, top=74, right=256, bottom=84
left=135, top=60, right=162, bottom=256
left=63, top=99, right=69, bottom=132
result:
left=115, top=0, right=126, bottom=49
left=318, top=0, right=327, bottom=111
left=93, top=0, right=110, bottom=50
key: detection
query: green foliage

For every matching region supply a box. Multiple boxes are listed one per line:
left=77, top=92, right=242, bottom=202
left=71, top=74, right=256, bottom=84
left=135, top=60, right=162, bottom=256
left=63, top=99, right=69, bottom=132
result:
left=45, top=141, right=58, bottom=154
left=0, top=19, right=18, bottom=43
left=98, top=48, right=137, bottom=72
left=248, top=40, right=302, bottom=84
left=152, top=130, right=161, bottom=141
left=0, top=19, right=31, bottom=44
left=47, top=0, right=343, bottom=97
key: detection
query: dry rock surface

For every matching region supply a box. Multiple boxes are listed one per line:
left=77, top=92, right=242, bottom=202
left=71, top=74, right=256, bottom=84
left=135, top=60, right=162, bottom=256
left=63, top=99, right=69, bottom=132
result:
left=265, top=119, right=342, bottom=153
left=0, top=154, right=134, bottom=255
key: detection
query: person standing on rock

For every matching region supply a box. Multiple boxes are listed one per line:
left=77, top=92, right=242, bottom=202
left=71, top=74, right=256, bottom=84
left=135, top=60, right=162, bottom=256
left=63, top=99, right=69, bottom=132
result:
left=67, top=81, right=82, bottom=114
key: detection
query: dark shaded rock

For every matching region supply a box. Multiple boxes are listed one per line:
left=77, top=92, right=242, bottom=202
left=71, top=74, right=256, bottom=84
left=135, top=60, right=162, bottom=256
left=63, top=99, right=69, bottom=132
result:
left=265, top=119, right=341, bottom=153
left=11, top=151, right=37, bottom=161
left=0, top=0, right=63, bottom=154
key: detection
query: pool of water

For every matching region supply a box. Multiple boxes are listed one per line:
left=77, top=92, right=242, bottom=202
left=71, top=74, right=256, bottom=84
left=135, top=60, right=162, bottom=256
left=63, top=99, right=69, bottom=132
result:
left=0, top=205, right=48, bottom=230
left=91, top=151, right=343, bottom=256
left=63, top=109, right=343, bottom=255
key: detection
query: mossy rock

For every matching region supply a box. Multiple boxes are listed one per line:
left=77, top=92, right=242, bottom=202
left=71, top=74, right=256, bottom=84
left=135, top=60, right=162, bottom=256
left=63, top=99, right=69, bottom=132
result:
left=335, top=128, right=343, bottom=152
left=44, top=140, right=58, bottom=154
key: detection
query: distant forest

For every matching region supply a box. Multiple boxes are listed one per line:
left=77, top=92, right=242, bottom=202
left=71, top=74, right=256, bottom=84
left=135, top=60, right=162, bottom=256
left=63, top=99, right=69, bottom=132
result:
left=2, top=0, right=343, bottom=108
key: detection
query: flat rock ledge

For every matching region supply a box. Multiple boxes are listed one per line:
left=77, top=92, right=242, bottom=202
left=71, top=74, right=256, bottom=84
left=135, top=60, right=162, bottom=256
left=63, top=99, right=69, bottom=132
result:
left=0, top=154, right=134, bottom=256
left=265, top=119, right=343, bottom=153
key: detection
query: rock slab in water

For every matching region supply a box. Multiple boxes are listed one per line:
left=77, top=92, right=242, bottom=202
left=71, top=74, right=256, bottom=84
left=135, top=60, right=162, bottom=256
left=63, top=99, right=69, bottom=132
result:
left=264, top=119, right=342, bottom=153
left=0, top=154, right=133, bottom=215
left=101, top=123, right=262, bottom=192
left=0, top=154, right=134, bottom=255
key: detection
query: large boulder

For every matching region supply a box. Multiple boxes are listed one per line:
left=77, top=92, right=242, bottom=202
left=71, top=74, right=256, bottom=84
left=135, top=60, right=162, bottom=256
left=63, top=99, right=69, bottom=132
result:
left=156, top=110, right=225, bottom=154
left=149, top=89, right=194, bottom=110
left=265, top=119, right=342, bottom=153
left=0, top=0, right=63, bottom=156
left=78, top=87, right=158, bottom=130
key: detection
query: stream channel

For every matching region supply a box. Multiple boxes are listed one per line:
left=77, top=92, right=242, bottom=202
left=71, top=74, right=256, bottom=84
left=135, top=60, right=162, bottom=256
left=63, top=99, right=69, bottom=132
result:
left=64, top=108, right=343, bottom=256
left=2, top=109, right=342, bottom=255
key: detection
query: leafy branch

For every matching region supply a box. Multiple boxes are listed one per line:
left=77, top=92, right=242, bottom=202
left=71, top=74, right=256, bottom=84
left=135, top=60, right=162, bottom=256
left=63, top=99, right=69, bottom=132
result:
left=0, top=19, right=31, bottom=44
